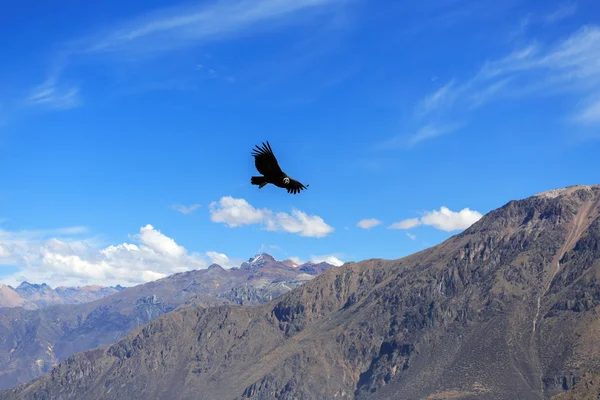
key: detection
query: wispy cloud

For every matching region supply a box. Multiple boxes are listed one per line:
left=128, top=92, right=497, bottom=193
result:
left=85, top=0, right=350, bottom=57
left=407, top=124, right=460, bottom=147
left=389, top=206, right=483, bottom=232
left=543, top=2, right=577, bottom=24
left=24, top=74, right=81, bottom=110
left=512, top=2, right=578, bottom=38
left=171, top=203, right=201, bottom=214
left=406, top=232, right=416, bottom=240
left=573, top=96, right=600, bottom=125
left=209, top=196, right=334, bottom=238
left=376, top=123, right=462, bottom=149
left=389, top=218, right=421, bottom=230
left=401, top=1, right=520, bottom=37
left=195, top=61, right=236, bottom=84
left=417, top=80, right=456, bottom=116
left=412, top=25, right=600, bottom=140
left=0, top=226, right=89, bottom=244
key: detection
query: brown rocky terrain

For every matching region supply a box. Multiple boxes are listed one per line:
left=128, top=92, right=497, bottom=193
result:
left=0, top=254, right=333, bottom=390
left=3, top=185, right=600, bottom=400
left=551, top=373, right=600, bottom=399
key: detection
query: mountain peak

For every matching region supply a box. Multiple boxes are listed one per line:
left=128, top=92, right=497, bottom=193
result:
left=281, top=259, right=298, bottom=267
left=534, top=184, right=599, bottom=199
left=461, top=184, right=600, bottom=238
left=16, top=281, right=31, bottom=289
left=15, top=281, right=51, bottom=292
left=251, top=253, right=275, bottom=263
left=241, top=253, right=276, bottom=270
left=207, top=264, right=225, bottom=272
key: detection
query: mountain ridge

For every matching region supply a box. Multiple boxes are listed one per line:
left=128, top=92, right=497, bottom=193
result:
left=0, top=282, right=125, bottom=310
left=0, top=253, right=336, bottom=390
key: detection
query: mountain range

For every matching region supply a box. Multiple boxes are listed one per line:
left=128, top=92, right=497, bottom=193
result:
left=0, top=254, right=334, bottom=390
left=3, top=184, right=600, bottom=399
left=0, top=282, right=125, bottom=310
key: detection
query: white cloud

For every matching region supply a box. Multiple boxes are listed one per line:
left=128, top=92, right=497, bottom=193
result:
left=310, top=254, right=344, bottom=266
left=87, top=0, right=349, bottom=56
left=420, top=206, right=483, bottom=232
left=406, top=233, right=416, bottom=240
left=209, top=197, right=267, bottom=227
left=389, top=218, right=422, bottom=230
left=389, top=206, right=483, bottom=233
left=0, top=244, right=11, bottom=258
left=357, top=218, right=383, bottom=229
left=205, top=251, right=240, bottom=269
left=289, top=256, right=303, bottom=265
left=136, top=224, right=186, bottom=257
left=0, top=224, right=236, bottom=287
left=171, top=203, right=201, bottom=214
left=209, top=196, right=334, bottom=238
left=265, top=209, right=334, bottom=238
left=0, top=226, right=90, bottom=260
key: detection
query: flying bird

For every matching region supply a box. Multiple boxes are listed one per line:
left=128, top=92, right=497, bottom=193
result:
left=250, top=141, right=309, bottom=194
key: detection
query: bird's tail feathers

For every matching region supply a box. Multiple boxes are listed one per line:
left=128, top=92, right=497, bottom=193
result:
left=251, top=176, right=268, bottom=188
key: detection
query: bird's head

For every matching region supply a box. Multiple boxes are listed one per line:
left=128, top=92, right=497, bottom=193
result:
left=283, top=177, right=290, bottom=185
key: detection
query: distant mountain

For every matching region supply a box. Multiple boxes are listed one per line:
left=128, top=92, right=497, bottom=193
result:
left=298, top=261, right=334, bottom=275
left=0, top=285, right=26, bottom=308
left=0, top=254, right=335, bottom=390
left=0, top=282, right=124, bottom=310
left=4, top=185, right=600, bottom=400
left=54, top=284, right=126, bottom=305
left=217, top=274, right=314, bottom=306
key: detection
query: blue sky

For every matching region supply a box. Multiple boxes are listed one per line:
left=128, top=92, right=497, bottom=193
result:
left=0, top=0, right=599, bottom=287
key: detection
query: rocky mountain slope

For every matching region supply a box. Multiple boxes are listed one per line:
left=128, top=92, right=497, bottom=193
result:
left=0, top=283, right=124, bottom=310
left=0, top=254, right=332, bottom=390
left=551, top=373, right=600, bottom=399
left=4, top=185, right=600, bottom=400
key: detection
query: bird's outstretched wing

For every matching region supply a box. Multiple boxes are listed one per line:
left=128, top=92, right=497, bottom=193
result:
left=251, top=141, right=283, bottom=176
left=286, top=178, right=309, bottom=194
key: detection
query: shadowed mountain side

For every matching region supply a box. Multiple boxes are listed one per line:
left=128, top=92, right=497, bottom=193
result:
left=4, top=185, right=600, bottom=400
left=551, top=373, right=600, bottom=399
